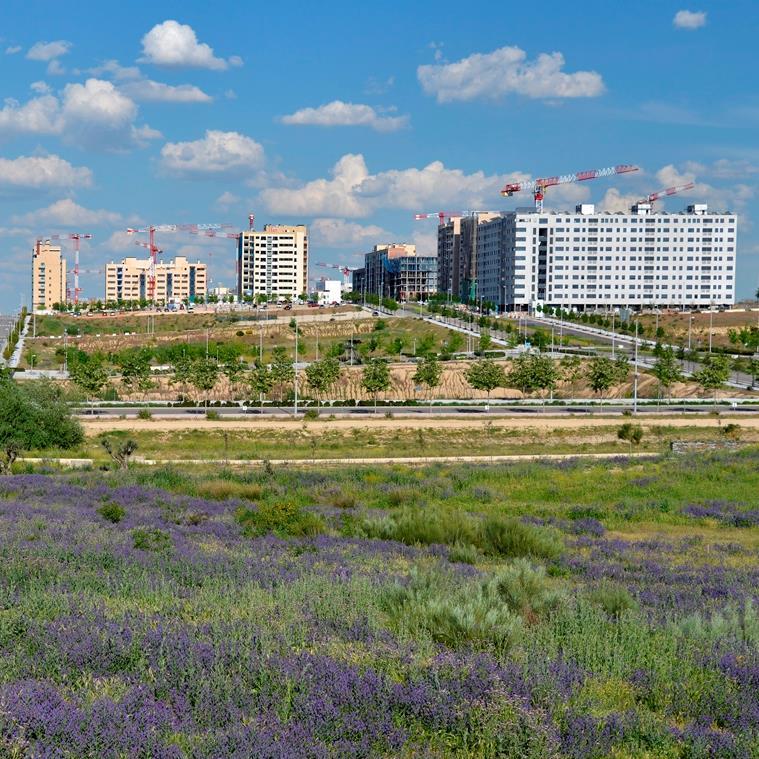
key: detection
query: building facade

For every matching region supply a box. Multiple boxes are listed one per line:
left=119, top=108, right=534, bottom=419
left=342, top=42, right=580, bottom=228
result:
left=352, top=244, right=437, bottom=302
left=315, top=278, right=342, bottom=305
left=237, top=224, right=308, bottom=301
left=438, top=204, right=737, bottom=311
left=105, top=256, right=207, bottom=303
left=32, top=241, right=67, bottom=310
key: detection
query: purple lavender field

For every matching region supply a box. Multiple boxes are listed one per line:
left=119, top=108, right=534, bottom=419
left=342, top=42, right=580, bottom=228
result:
left=0, top=453, right=757, bottom=757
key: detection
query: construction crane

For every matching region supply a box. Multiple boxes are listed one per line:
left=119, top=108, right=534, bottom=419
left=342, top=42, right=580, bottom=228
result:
left=636, top=182, right=695, bottom=206
left=413, top=211, right=464, bottom=224
left=37, top=233, right=93, bottom=305
left=501, top=164, right=639, bottom=212
left=314, top=261, right=357, bottom=287
left=126, top=224, right=224, bottom=301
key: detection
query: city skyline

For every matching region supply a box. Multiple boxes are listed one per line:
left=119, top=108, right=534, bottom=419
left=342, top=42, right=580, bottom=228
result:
left=1, top=0, right=758, bottom=311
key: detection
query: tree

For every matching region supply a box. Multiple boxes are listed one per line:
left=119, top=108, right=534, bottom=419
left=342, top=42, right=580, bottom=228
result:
left=413, top=354, right=442, bottom=410
left=465, top=359, right=506, bottom=403
left=560, top=355, right=583, bottom=395
left=361, top=357, right=391, bottom=412
left=479, top=330, right=493, bottom=353
left=651, top=347, right=683, bottom=401
left=248, top=360, right=274, bottom=409
left=617, top=422, right=643, bottom=452
left=118, top=348, right=154, bottom=398
left=170, top=353, right=194, bottom=399
left=69, top=353, right=109, bottom=408
left=270, top=346, right=295, bottom=402
left=446, top=331, right=464, bottom=354
left=389, top=336, right=405, bottom=358
left=190, top=357, right=219, bottom=407
left=305, top=356, right=342, bottom=408
left=586, top=356, right=621, bottom=397
left=693, top=354, right=731, bottom=405
left=101, top=437, right=138, bottom=470
left=506, top=354, right=559, bottom=400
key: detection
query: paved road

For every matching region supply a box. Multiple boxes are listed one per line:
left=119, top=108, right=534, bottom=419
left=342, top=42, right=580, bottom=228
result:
left=74, top=403, right=759, bottom=418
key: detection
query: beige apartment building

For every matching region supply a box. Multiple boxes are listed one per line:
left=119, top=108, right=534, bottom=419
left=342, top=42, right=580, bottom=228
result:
left=236, top=224, right=308, bottom=301
left=105, top=256, right=207, bottom=303
left=32, top=240, right=67, bottom=310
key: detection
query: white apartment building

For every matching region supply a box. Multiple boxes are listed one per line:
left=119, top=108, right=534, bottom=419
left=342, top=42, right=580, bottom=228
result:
left=440, top=204, right=737, bottom=311
left=315, top=278, right=342, bottom=305
left=237, top=224, right=308, bottom=301
left=105, top=256, right=207, bottom=303
left=32, top=241, right=66, bottom=310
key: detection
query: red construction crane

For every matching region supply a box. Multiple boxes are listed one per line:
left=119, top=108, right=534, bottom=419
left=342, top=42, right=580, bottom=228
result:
left=36, top=233, right=93, bottom=305
left=314, top=261, right=357, bottom=286
left=126, top=224, right=224, bottom=301
left=637, top=182, right=695, bottom=206
left=501, top=164, right=639, bottom=212
left=414, top=211, right=464, bottom=224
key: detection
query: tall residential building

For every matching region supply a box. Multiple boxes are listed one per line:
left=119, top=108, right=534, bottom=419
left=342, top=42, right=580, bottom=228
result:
left=32, top=240, right=67, bottom=310
left=237, top=224, right=308, bottom=301
left=105, top=256, right=207, bottom=303
left=438, top=203, right=737, bottom=311
left=351, top=244, right=437, bottom=302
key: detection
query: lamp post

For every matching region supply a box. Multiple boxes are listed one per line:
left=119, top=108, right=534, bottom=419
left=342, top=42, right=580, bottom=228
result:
left=633, top=320, right=639, bottom=415
left=294, top=319, right=299, bottom=416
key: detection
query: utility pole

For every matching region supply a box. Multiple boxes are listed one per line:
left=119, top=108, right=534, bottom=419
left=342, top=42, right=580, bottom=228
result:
left=633, top=320, right=639, bottom=415
left=611, top=311, right=615, bottom=360
left=294, top=319, right=299, bottom=416
left=709, top=306, right=713, bottom=354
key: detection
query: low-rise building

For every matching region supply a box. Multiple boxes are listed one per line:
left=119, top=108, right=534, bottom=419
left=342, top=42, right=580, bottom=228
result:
left=315, top=278, right=342, bottom=305
left=105, top=256, right=207, bottom=303
left=32, top=241, right=67, bottom=310
left=352, top=244, right=437, bottom=302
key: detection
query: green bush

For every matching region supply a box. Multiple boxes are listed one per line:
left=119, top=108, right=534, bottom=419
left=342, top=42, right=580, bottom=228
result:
left=132, top=527, right=172, bottom=552
left=588, top=583, right=639, bottom=618
left=449, top=542, right=481, bottom=565
left=236, top=501, right=324, bottom=538
left=480, top=516, right=563, bottom=560
left=362, top=507, right=479, bottom=548
left=206, top=410, right=220, bottom=420
left=303, top=408, right=319, bottom=421
left=137, top=408, right=152, bottom=420
left=97, top=501, right=125, bottom=523
left=482, top=559, right=563, bottom=618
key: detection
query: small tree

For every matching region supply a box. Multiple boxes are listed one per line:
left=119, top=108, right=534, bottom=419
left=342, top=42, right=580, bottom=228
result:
left=69, top=353, right=109, bottom=409
left=465, top=359, right=506, bottom=403
left=270, top=346, right=295, bottom=402
left=413, top=354, right=442, bottom=410
left=248, top=360, right=274, bottom=409
left=305, top=356, right=342, bottom=408
left=617, top=422, right=643, bottom=452
left=190, top=357, right=219, bottom=408
left=361, top=357, right=391, bottom=412
left=586, top=356, right=619, bottom=398
left=694, top=354, right=731, bottom=406
left=651, top=347, right=684, bottom=401
left=101, top=437, right=138, bottom=470
left=479, top=330, right=493, bottom=353
left=118, top=348, right=154, bottom=399
left=0, top=440, right=21, bottom=474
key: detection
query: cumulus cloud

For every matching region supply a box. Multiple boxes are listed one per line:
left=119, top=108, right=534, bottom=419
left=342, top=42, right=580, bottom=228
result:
left=12, top=198, right=126, bottom=227
left=0, top=154, right=93, bottom=193
left=311, top=218, right=394, bottom=248
left=5, top=46, right=21, bottom=55
left=87, top=60, right=141, bottom=81
left=673, top=10, right=706, bottom=29
left=26, top=40, right=72, bottom=61
left=140, top=20, right=241, bottom=70
left=159, top=130, right=265, bottom=177
left=215, top=191, right=241, bottom=209
left=417, top=45, right=605, bottom=103
left=47, top=60, right=66, bottom=76
left=0, top=79, right=159, bottom=150
left=119, top=79, right=212, bottom=103
left=30, top=81, right=51, bottom=94
left=282, top=100, right=408, bottom=132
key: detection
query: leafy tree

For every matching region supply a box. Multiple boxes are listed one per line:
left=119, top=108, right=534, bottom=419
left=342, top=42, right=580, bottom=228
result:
left=446, top=331, right=464, bottom=354
left=586, top=356, right=622, bottom=397
left=305, top=356, right=342, bottom=408
left=69, top=353, right=109, bottom=406
left=416, top=333, right=435, bottom=355
left=389, top=336, right=405, bottom=358
left=270, top=346, right=295, bottom=402
left=170, top=353, right=194, bottom=398
left=190, top=357, right=219, bottom=407
left=693, top=354, right=731, bottom=404
left=101, top=437, right=138, bottom=470
left=560, top=355, right=583, bottom=394
left=248, top=360, right=274, bottom=409
left=617, top=422, right=643, bottom=452
left=465, top=359, right=506, bottom=402
left=506, top=354, right=559, bottom=399
left=479, top=331, right=493, bottom=353
left=361, top=357, right=391, bottom=412
left=651, top=347, right=684, bottom=400
left=727, top=326, right=759, bottom=352
left=413, top=354, right=442, bottom=409
left=118, top=348, right=154, bottom=398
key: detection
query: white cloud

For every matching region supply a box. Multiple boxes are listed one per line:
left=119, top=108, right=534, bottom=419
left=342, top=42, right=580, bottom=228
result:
left=282, top=100, right=408, bottom=132
left=30, top=81, right=51, bottom=94
left=5, top=46, right=21, bottom=55
left=598, top=187, right=644, bottom=213
left=140, top=20, right=241, bottom=70
left=26, top=40, right=72, bottom=61
left=417, top=45, right=605, bottom=103
left=119, top=79, right=212, bottom=103
left=101, top=230, right=138, bottom=253
left=0, top=154, right=92, bottom=193
left=311, top=218, right=394, bottom=248
left=46, top=59, right=66, bottom=76
left=673, top=10, right=706, bottom=29
left=683, top=159, right=759, bottom=180
left=215, top=191, right=241, bottom=209
left=0, top=79, right=159, bottom=150
left=12, top=198, right=126, bottom=227
left=88, top=60, right=141, bottom=81
left=160, top=130, right=264, bottom=177
left=364, top=76, right=394, bottom=96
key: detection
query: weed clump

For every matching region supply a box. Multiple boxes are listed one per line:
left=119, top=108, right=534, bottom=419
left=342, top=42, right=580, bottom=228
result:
left=132, top=527, right=171, bottom=552
left=588, top=583, right=639, bottom=618
left=236, top=502, right=324, bottom=538
left=97, top=501, right=125, bottom=523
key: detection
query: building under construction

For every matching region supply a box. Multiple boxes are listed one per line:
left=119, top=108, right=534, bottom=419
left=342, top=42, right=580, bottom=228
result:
left=352, top=244, right=437, bottom=302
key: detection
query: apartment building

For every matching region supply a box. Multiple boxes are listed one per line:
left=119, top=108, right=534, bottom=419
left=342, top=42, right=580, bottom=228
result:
left=105, top=256, right=207, bottom=303
left=32, top=241, right=67, bottom=310
left=438, top=204, right=737, bottom=311
left=351, top=244, right=438, bottom=302
left=236, top=224, right=308, bottom=301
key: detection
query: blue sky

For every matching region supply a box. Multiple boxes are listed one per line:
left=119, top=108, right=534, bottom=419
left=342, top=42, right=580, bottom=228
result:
left=1, top=0, right=757, bottom=309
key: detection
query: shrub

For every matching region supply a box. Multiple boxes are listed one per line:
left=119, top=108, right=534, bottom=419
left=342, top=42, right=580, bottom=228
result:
left=588, top=583, right=639, bottom=618
left=303, top=408, right=319, bottom=421
left=206, top=410, right=220, bottom=421
left=483, top=559, right=564, bottom=620
left=97, top=501, right=125, bottom=523
left=236, top=501, right=324, bottom=538
left=137, top=408, right=152, bottom=420
left=132, top=527, right=172, bottom=552
left=480, top=516, right=563, bottom=560
left=449, top=542, right=481, bottom=565
left=363, top=507, right=479, bottom=548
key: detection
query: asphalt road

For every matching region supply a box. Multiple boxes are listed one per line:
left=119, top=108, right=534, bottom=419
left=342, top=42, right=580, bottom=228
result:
left=74, top=403, right=759, bottom=418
